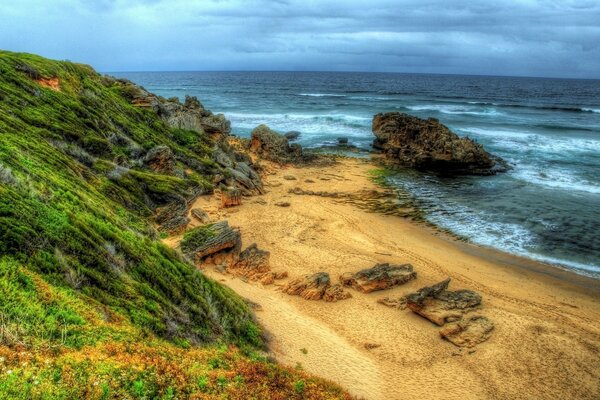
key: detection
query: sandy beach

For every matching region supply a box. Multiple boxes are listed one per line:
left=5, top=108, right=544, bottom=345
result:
left=167, top=157, right=600, bottom=400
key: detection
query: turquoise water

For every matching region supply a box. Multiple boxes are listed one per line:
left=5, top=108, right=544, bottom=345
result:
left=118, top=71, right=600, bottom=277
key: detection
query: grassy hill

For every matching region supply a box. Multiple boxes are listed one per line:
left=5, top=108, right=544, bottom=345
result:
left=0, top=50, right=351, bottom=399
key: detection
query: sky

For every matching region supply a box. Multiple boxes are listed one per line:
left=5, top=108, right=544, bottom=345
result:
left=1, top=0, right=599, bottom=78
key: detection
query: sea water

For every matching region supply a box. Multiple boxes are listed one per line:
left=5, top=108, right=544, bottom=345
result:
left=118, top=71, right=600, bottom=277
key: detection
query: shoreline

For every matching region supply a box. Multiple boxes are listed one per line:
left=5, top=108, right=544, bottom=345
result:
left=168, top=155, right=600, bottom=399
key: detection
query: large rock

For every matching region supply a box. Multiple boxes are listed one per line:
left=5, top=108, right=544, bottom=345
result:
left=340, top=263, right=416, bottom=293
left=249, top=125, right=305, bottom=164
left=404, top=278, right=482, bottom=326
left=283, top=272, right=351, bottom=302
left=180, top=221, right=241, bottom=265
left=372, top=112, right=506, bottom=175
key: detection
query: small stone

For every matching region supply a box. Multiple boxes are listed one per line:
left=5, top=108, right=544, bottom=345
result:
left=283, top=175, right=297, bottom=180
left=275, top=202, right=290, bottom=207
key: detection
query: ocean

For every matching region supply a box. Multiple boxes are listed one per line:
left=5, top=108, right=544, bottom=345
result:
left=117, top=71, right=600, bottom=277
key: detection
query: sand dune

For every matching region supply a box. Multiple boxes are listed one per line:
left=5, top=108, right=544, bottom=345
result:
left=170, top=157, right=600, bottom=399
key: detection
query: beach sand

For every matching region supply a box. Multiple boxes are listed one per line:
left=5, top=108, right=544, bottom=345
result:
left=167, top=157, right=600, bottom=399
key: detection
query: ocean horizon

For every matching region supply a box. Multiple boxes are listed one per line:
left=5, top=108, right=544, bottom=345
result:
left=118, top=71, right=600, bottom=278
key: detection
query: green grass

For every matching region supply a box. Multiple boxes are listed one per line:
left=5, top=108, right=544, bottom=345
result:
left=0, top=50, right=353, bottom=399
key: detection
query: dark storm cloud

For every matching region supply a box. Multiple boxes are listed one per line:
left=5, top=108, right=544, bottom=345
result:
left=1, top=0, right=599, bottom=78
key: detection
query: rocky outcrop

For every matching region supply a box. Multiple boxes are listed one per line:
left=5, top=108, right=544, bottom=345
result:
left=221, top=186, right=242, bottom=208
left=249, top=125, right=308, bottom=165
left=439, top=315, right=494, bottom=348
left=340, top=263, right=416, bottom=293
left=143, top=145, right=175, bottom=174
left=285, top=131, right=301, bottom=141
left=404, top=278, right=481, bottom=326
left=180, top=221, right=241, bottom=265
left=372, top=112, right=507, bottom=175
left=283, top=272, right=351, bottom=302
left=228, top=244, right=287, bottom=285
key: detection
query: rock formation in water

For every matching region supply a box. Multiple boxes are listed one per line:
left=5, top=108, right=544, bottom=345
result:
left=372, top=112, right=507, bottom=175
left=340, top=263, right=416, bottom=293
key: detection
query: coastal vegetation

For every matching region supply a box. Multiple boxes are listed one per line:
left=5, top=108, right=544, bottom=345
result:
left=0, top=50, right=351, bottom=399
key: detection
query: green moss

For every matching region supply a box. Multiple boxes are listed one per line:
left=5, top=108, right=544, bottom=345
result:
left=180, top=224, right=215, bottom=255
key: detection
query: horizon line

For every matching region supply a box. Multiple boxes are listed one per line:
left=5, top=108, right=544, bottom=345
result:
left=103, top=69, right=600, bottom=81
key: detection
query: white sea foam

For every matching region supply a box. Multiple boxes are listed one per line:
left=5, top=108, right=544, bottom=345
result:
left=582, top=108, right=600, bottom=113
left=407, top=104, right=502, bottom=117
left=461, top=127, right=600, bottom=154
left=511, top=166, right=600, bottom=194
left=298, top=93, right=346, bottom=97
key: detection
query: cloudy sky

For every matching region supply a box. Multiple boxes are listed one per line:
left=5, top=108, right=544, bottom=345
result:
left=1, top=0, right=599, bottom=78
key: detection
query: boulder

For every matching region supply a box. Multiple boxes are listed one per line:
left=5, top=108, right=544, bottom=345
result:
left=439, top=315, right=494, bottom=347
left=249, top=124, right=305, bottom=164
left=283, top=272, right=351, bottom=302
left=180, top=221, right=241, bottom=264
left=221, top=186, right=242, bottom=208
left=340, top=263, right=416, bottom=293
left=372, top=112, right=507, bottom=175
left=405, top=278, right=482, bottom=326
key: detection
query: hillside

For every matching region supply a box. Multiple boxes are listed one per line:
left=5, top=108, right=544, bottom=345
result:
left=0, top=50, right=351, bottom=399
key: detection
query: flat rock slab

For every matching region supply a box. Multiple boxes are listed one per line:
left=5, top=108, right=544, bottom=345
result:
left=405, top=278, right=481, bottom=326
left=283, top=272, right=351, bottom=302
left=181, top=220, right=241, bottom=261
left=340, top=263, right=416, bottom=293
left=439, top=315, right=494, bottom=347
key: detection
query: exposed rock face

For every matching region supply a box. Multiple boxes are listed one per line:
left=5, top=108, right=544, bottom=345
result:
left=340, top=263, right=416, bottom=293
left=143, top=145, right=175, bottom=174
left=155, top=197, right=190, bottom=233
left=372, top=112, right=506, bottom=175
left=221, top=186, right=242, bottom=208
left=405, top=278, right=481, bottom=326
left=229, top=243, right=287, bottom=285
left=181, top=221, right=241, bottom=265
left=439, top=315, right=494, bottom=347
left=249, top=125, right=305, bottom=164
left=283, top=272, right=351, bottom=302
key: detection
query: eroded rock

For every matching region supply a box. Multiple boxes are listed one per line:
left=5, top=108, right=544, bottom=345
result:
left=180, top=221, right=241, bottom=265
left=283, top=272, right=351, bottom=302
left=340, top=263, right=416, bottom=293
left=372, top=112, right=507, bottom=175
left=405, top=278, right=482, bottom=326
left=190, top=208, right=211, bottom=224
left=439, top=315, right=494, bottom=347
left=221, top=186, right=242, bottom=208
left=144, top=145, right=175, bottom=174
left=249, top=125, right=309, bottom=164
left=229, top=243, right=287, bottom=285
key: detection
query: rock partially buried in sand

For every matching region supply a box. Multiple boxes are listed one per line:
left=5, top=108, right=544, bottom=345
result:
left=439, top=315, right=494, bottom=347
left=228, top=243, right=287, bottom=285
left=340, top=263, right=416, bottom=293
left=283, top=272, right=351, bottom=302
left=190, top=208, right=211, bottom=224
left=405, top=278, right=482, bottom=326
left=372, top=112, right=507, bottom=175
